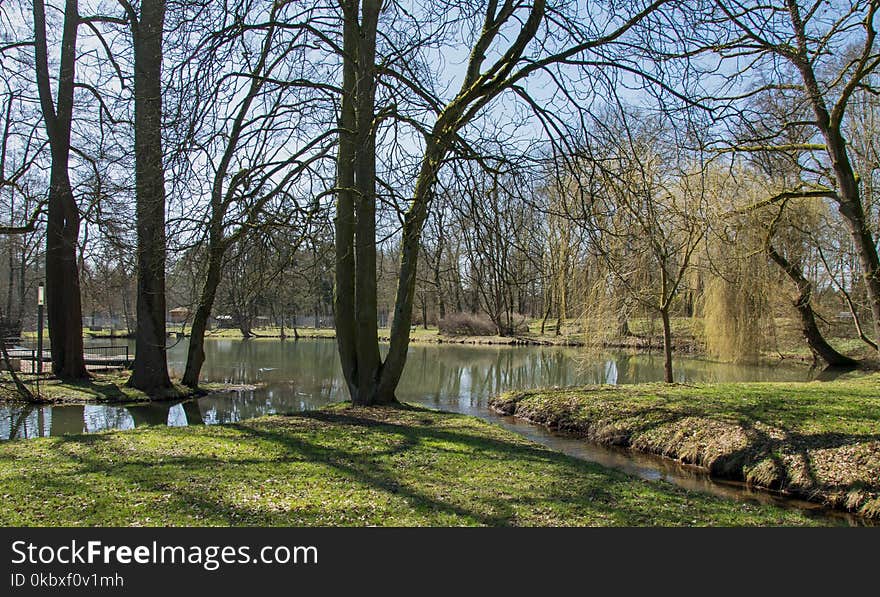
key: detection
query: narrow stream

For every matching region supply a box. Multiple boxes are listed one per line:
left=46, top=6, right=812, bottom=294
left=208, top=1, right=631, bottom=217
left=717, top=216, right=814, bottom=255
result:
left=1, top=337, right=869, bottom=525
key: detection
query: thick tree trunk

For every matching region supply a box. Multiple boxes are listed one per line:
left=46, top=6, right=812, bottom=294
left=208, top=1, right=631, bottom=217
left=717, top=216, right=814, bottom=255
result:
left=333, top=0, right=388, bottom=405
left=333, top=0, right=359, bottom=401
left=768, top=245, right=859, bottom=368
left=33, top=0, right=87, bottom=380
left=46, top=159, right=83, bottom=365
left=352, top=0, right=383, bottom=403
left=129, top=0, right=172, bottom=393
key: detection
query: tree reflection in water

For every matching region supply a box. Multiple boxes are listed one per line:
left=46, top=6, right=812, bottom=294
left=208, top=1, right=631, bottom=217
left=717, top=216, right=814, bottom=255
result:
left=1, top=338, right=809, bottom=439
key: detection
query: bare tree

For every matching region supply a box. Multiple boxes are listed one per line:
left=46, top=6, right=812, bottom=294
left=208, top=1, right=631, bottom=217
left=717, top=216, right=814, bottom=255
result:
left=176, top=1, right=332, bottom=387
left=125, top=0, right=173, bottom=392
left=701, top=0, right=880, bottom=352
left=32, top=0, right=87, bottom=379
left=334, top=0, right=666, bottom=404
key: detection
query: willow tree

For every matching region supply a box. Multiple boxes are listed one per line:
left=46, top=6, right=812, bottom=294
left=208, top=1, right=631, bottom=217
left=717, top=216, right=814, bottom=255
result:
left=574, top=111, right=706, bottom=383
left=334, top=0, right=666, bottom=404
left=709, top=0, right=880, bottom=353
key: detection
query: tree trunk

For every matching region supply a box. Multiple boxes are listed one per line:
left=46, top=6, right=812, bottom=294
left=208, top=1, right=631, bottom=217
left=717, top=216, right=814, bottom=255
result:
left=540, top=296, right=552, bottom=336
left=375, top=142, right=445, bottom=400
left=352, top=0, right=382, bottom=403
left=421, top=296, right=428, bottom=330
left=791, top=37, right=880, bottom=353
left=33, top=0, right=87, bottom=380
left=128, top=0, right=172, bottom=393
left=434, top=266, right=445, bottom=321
left=333, top=0, right=359, bottom=401
left=179, top=12, right=280, bottom=388
left=768, top=244, right=859, bottom=368
left=182, top=246, right=224, bottom=388
left=660, top=307, right=673, bottom=383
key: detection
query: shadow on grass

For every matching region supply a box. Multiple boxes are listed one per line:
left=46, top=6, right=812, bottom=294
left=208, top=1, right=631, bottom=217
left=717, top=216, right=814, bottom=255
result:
left=499, top=387, right=880, bottom=516
left=8, top=405, right=746, bottom=526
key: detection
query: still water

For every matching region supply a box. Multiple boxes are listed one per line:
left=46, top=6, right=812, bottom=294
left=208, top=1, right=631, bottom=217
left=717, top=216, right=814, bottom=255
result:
left=5, top=337, right=863, bottom=524
left=1, top=337, right=811, bottom=440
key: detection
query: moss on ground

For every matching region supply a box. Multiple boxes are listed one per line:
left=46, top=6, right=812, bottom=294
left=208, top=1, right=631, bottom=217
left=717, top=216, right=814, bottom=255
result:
left=0, top=404, right=826, bottom=526
left=490, top=373, right=880, bottom=518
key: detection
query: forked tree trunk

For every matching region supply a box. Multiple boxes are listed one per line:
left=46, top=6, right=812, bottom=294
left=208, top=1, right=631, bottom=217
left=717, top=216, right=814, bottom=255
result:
left=33, top=0, right=87, bottom=380
left=334, top=0, right=547, bottom=405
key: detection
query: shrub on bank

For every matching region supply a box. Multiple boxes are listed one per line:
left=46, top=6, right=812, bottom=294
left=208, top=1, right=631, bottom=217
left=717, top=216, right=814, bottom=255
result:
left=438, top=312, right=497, bottom=336
left=438, top=312, right=529, bottom=336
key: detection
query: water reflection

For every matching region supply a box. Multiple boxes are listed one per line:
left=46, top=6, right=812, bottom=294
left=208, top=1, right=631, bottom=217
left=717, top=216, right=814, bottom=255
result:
left=1, top=338, right=808, bottom=440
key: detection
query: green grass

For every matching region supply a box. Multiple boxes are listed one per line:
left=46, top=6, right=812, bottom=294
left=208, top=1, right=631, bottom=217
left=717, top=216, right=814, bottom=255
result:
left=0, top=371, right=224, bottom=403
left=0, top=404, right=824, bottom=526
left=490, top=373, right=880, bottom=518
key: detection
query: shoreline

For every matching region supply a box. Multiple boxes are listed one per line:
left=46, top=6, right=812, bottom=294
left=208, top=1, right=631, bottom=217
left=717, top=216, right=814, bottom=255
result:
left=489, top=375, right=880, bottom=520
left=80, top=328, right=855, bottom=367
left=0, top=371, right=260, bottom=406
left=18, top=324, right=870, bottom=369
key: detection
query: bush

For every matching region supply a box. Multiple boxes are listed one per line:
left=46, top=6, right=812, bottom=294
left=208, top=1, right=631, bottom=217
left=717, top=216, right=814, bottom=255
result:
left=437, top=312, right=529, bottom=336
left=438, top=312, right=497, bottom=336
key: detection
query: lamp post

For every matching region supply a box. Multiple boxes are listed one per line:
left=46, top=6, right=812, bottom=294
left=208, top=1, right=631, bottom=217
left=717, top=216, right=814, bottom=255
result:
left=36, top=282, right=44, bottom=377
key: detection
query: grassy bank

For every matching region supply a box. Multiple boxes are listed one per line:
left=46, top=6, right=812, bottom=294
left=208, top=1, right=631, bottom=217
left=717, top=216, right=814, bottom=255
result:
left=490, top=373, right=880, bottom=518
left=0, top=404, right=825, bottom=526
left=0, top=371, right=237, bottom=404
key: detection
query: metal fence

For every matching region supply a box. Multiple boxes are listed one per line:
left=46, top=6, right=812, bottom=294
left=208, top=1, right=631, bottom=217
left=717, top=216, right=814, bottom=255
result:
left=2, top=341, right=131, bottom=373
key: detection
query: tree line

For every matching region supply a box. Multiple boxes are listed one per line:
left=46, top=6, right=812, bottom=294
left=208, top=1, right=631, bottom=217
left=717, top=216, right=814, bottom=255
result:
left=1, top=0, right=878, bottom=402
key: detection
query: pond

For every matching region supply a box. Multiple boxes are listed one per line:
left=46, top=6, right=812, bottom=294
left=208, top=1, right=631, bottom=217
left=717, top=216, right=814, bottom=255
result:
left=1, top=337, right=811, bottom=440
left=4, top=337, right=864, bottom=524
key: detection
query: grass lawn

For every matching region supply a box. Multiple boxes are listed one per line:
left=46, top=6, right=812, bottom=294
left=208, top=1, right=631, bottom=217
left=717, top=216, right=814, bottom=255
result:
left=490, top=373, right=880, bottom=518
left=0, top=404, right=825, bottom=526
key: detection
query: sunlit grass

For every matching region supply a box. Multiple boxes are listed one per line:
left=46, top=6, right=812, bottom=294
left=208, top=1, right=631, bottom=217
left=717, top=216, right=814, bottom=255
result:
left=491, top=373, right=880, bottom=518
left=0, top=404, right=824, bottom=526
